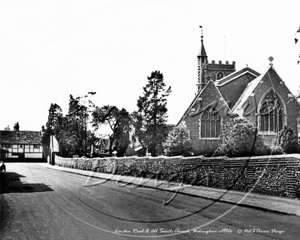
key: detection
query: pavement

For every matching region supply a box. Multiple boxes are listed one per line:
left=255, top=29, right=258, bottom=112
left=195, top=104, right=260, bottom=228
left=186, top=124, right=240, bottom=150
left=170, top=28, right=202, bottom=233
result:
left=40, top=163, right=300, bottom=217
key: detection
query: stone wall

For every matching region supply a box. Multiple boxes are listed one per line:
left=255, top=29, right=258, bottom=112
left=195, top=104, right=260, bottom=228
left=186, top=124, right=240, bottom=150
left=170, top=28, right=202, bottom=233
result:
left=55, top=154, right=300, bottom=198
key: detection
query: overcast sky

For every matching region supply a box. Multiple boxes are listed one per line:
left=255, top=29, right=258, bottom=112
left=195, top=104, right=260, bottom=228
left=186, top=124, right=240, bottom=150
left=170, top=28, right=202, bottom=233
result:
left=1, top=0, right=300, bottom=131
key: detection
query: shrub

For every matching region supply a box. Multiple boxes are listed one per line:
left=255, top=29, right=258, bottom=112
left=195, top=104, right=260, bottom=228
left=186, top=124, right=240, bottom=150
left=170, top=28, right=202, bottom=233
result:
left=163, top=125, right=193, bottom=156
left=215, top=118, right=269, bottom=157
left=273, top=126, right=300, bottom=154
left=269, top=145, right=284, bottom=155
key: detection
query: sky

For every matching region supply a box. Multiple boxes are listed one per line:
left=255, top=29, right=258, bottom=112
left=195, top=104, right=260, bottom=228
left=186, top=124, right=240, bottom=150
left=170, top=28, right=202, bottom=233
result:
left=1, top=0, right=300, bottom=132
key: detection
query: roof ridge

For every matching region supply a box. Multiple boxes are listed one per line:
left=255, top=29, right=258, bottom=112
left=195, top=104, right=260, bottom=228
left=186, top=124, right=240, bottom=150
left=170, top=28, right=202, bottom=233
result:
left=231, top=65, right=273, bottom=113
left=216, top=67, right=260, bottom=86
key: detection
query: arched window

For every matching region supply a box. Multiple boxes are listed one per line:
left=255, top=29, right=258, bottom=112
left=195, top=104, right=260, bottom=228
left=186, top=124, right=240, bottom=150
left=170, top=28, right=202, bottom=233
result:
left=259, top=90, right=283, bottom=132
left=217, top=72, right=224, bottom=80
left=200, top=110, right=221, bottom=138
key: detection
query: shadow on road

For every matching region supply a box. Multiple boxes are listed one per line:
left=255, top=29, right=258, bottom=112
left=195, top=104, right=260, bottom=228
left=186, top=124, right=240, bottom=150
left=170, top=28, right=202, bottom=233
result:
left=0, top=172, right=53, bottom=194
left=0, top=194, right=10, bottom=236
left=0, top=158, right=47, bottom=163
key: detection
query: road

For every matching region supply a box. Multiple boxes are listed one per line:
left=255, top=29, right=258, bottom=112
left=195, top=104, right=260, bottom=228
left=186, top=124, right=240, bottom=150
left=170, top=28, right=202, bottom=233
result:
left=0, top=163, right=299, bottom=240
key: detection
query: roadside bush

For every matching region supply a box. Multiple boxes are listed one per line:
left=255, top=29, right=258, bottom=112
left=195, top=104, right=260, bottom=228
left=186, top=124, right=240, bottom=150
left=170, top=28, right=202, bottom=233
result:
left=269, top=145, right=284, bottom=155
left=214, top=118, right=269, bottom=157
left=163, top=125, right=193, bottom=156
left=273, top=126, right=300, bottom=154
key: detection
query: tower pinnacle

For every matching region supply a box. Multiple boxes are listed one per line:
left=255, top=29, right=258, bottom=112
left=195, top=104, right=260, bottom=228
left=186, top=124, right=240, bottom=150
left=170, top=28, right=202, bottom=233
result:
left=198, top=26, right=207, bottom=57
left=200, top=25, right=203, bottom=39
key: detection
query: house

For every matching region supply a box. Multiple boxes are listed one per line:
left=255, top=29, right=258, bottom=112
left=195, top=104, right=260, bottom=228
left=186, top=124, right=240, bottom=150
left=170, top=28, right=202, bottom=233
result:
left=124, top=124, right=175, bottom=157
left=0, top=123, right=43, bottom=160
left=89, top=137, right=110, bottom=157
left=177, top=31, right=300, bottom=155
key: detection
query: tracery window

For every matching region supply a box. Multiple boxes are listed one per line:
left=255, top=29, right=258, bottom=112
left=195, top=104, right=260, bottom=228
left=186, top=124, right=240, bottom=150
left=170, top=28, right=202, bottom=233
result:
left=200, top=110, right=221, bottom=138
left=259, top=90, right=283, bottom=132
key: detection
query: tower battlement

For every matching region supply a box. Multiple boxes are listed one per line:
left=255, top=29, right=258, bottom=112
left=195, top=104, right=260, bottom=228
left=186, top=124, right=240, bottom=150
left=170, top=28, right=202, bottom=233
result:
left=206, top=60, right=236, bottom=70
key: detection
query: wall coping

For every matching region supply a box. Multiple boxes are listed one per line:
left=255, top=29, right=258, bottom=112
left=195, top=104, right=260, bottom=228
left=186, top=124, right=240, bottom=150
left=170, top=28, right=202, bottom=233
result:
left=55, top=154, right=300, bottom=166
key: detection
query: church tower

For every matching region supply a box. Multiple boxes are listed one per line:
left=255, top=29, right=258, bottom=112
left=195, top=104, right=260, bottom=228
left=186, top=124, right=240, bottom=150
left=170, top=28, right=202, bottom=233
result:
left=197, top=27, right=236, bottom=93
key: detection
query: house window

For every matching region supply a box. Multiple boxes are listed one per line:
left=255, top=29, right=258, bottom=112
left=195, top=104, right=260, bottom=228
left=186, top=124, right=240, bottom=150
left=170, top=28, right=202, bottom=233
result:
left=200, top=110, right=221, bottom=138
left=259, top=90, right=283, bottom=132
left=1, top=144, right=11, bottom=148
left=34, top=144, right=40, bottom=149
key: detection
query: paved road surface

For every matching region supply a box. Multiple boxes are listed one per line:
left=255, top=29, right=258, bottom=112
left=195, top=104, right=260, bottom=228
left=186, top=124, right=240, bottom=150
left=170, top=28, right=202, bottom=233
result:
left=0, top=163, right=299, bottom=240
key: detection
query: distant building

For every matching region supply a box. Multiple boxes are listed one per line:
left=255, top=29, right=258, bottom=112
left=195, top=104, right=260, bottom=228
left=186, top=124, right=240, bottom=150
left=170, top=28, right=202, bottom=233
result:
left=177, top=30, right=300, bottom=155
left=0, top=122, right=43, bottom=160
left=125, top=138, right=146, bottom=157
left=125, top=124, right=175, bottom=157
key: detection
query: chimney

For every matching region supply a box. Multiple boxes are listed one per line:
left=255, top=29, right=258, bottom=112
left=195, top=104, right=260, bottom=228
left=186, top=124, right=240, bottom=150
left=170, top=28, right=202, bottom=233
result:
left=14, top=122, right=20, bottom=131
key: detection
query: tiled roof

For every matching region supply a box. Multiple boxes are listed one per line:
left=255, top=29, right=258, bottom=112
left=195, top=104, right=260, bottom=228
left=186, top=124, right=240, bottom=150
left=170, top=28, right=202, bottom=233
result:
left=0, top=130, right=42, bottom=145
left=216, top=67, right=260, bottom=108
left=177, top=80, right=230, bottom=125
left=231, top=66, right=270, bottom=113
left=216, top=67, right=260, bottom=86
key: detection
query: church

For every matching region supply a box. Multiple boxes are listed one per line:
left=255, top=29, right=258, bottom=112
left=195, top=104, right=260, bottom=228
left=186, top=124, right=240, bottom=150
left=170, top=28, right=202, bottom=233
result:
left=177, top=30, right=300, bottom=155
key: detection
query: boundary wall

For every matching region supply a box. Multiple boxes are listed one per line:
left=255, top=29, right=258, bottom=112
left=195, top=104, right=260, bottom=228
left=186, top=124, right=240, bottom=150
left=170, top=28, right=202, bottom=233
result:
left=55, top=154, right=300, bottom=198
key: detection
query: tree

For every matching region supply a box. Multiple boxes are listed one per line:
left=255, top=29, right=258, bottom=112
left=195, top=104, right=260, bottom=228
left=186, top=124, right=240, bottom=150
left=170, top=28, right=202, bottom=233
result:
left=61, top=94, right=87, bottom=156
left=92, top=105, right=132, bottom=156
left=163, top=125, right=193, bottom=156
left=114, top=108, right=132, bottom=157
left=134, top=71, right=172, bottom=156
left=43, top=93, right=97, bottom=158
left=214, top=118, right=268, bottom=157
left=45, top=103, right=63, bottom=135
left=63, top=93, right=96, bottom=156
left=273, top=126, right=300, bottom=154
left=41, top=103, right=63, bottom=158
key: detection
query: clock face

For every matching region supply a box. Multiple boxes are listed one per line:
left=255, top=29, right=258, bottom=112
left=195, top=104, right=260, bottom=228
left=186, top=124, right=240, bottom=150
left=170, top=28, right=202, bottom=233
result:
left=217, top=72, right=224, bottom=80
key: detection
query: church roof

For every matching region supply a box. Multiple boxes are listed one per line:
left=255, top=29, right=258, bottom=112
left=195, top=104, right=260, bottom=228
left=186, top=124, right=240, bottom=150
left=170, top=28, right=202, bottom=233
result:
left=177, top=66, right=262, bottom=125
left=216, top=66, right=260, bottom=108
left=231, top=65, right=272, bottom=113
left=216, top=67, right=260, bottom=86
left=177, top=80, right=230, bottom=125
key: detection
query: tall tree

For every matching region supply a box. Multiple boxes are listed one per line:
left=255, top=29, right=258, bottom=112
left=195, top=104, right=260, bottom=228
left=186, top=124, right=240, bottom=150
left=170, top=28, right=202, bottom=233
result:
left=42, top=93, right=97, bottom=157
left=114, top=108, right=132, bottom=157
left=64, top=93, right=96, bottom=156
left=66, top=94, right=87, bottom=155
left=134, top=71, right=172, bottom=156
left=92, top=105, right=132, bottom=156
left=41, top=103, right=63, bottom=158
